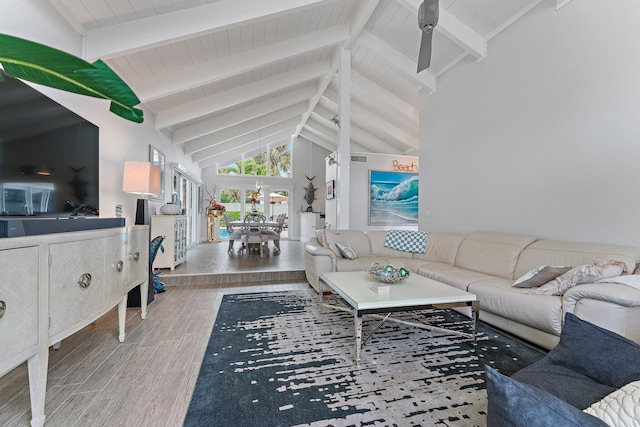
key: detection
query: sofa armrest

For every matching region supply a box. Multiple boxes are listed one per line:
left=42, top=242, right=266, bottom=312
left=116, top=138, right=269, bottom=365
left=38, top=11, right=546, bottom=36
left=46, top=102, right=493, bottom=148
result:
left=305, top=241, right=335, bottom=257
left=563, top=283, right=640, bottom=311
left=304, top=239, right=337, bottom=292
left=563, top=283, right=640, bottom=343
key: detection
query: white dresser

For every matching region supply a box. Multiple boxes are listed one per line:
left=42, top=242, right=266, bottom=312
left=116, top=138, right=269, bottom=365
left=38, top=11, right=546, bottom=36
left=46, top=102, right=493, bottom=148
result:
left=299, top=212, right=323, bottom=243
left=0, top=225, right=149, bottom=427
left=151, top=215, right=187, bottom=270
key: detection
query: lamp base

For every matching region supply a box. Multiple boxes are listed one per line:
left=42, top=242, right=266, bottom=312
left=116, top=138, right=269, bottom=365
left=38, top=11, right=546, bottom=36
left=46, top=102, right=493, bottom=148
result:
left=135, top=198, right=149, bottom=225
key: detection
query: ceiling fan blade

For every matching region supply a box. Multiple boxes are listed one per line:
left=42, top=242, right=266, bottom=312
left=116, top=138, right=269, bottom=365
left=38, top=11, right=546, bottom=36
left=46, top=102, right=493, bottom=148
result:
left=417, top=29, right=433, bottom=72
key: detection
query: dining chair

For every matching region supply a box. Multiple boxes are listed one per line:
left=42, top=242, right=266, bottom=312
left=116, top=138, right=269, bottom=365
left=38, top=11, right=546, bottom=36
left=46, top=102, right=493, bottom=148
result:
left=223, top=212, right=244, bottom=254
left=241, top=212, right=268, bottom=256
left=262, top=213, right=285, bottom=255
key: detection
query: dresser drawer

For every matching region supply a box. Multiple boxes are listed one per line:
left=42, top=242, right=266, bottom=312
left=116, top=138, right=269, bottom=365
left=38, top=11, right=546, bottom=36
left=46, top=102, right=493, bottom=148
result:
left=0, top=246, right=39, bottom=370
left=48, top=238, right=105, bottom=338
left=104, top=234, right=127, bottom=303
left=126, top=228, right=148, bottom=288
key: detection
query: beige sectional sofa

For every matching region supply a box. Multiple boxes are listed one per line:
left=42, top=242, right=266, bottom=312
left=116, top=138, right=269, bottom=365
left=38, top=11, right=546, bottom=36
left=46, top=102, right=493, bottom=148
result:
left=304, top=230, right=640, bottom=350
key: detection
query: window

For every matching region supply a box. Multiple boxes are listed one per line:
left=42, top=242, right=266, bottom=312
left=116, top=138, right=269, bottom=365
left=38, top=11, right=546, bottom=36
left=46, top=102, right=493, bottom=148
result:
left=217, top=142, right=291, bottom=177
left=269, top=143, right=292, bottom=177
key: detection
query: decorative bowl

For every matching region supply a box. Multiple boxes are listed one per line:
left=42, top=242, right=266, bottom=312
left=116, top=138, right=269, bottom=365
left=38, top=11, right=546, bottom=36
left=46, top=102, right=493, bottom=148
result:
left=366, top=263, right=410, bottom=284
left=160, top=203, right=181, bottom=215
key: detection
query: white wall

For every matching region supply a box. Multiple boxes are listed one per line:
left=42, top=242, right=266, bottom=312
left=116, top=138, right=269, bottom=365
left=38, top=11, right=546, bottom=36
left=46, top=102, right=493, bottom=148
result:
left=419, top=0, right=640, bottom=247
left=200, top=136, right=330, bottom=240
left=2, top=0, right=201, bottom=226
left=325, top=152, right=419, bottom=231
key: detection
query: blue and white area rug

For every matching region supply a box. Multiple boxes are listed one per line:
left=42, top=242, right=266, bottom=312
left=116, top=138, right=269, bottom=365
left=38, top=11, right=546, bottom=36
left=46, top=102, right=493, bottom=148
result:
left=184, top=291, right=544, bottom=426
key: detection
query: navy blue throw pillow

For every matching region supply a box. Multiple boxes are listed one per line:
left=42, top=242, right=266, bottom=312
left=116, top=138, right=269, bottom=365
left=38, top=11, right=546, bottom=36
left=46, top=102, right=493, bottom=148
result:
left=547, top=313, right=640, bottom=389
left=485, top=366, right=607, bottom=427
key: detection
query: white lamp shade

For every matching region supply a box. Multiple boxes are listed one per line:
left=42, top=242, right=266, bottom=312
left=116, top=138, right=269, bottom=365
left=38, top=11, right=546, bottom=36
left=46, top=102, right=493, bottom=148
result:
left=122, top=161, right=161, bottom=196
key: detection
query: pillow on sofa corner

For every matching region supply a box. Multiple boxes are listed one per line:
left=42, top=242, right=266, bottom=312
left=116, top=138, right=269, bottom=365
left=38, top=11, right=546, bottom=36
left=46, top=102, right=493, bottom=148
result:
left=315, top=229, right=344, bottom=258
left=513, top=265, right=571, bottom=288
left=526, top=260, right=628, bottom=296
left=485, top=366, right=607, bottom=427
left=335, top=242, right=358, bottom=260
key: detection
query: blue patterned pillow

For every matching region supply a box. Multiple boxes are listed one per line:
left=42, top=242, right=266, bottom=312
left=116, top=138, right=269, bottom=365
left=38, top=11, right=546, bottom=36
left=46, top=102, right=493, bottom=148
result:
left=383, top=230, right=428, bottom=253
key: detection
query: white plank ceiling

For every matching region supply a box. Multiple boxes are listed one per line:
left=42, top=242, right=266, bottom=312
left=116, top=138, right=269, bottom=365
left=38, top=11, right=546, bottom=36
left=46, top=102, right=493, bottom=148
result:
left=48, top=0, right=566, bottom=169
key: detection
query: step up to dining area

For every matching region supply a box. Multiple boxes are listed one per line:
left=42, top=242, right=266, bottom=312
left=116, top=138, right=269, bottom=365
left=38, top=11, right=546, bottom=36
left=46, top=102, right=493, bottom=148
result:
left=159, top=239, right=306, bottom=287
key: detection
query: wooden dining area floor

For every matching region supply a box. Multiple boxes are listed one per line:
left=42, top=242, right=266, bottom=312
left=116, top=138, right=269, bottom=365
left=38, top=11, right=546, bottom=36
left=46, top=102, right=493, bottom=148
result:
left=159, top=238, right=307, bottom=287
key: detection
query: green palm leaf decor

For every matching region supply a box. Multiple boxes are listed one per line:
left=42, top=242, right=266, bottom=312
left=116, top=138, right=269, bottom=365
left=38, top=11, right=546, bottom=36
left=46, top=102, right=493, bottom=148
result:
left=0, top=34, right=143, bottom=123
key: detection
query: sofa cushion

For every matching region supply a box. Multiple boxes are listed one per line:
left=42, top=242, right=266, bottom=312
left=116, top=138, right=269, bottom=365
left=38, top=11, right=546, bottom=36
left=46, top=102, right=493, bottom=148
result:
left=367, top=231, right=413, bottom=258
left=401, top=259, right=438, bottom=274
left=454, top=232, right=537, bottom=279
left=335, top=256, right=389, bottom=272
left=467, top=278, right=564, bottom=335
left=328, top=230, right=372, bottom=257
left=513, top=265, right=571, bottom=288
left=486, top=366, right=607, bottom=427
left=417, top=263, right=495, bottom=292
left=411, top=232, right=466, bottom=265
left=514, top=240, right=640, bottom=280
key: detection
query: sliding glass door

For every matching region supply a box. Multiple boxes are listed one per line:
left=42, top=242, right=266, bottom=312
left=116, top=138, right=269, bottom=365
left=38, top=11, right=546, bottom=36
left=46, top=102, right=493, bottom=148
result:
left=173, top=171, right=200, bottom=247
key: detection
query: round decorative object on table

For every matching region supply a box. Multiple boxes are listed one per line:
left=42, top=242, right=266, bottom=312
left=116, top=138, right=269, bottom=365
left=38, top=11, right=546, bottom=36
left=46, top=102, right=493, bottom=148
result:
left=160, top=203, right=181, bottom=215
left=366, top=263, right=410, bottom=283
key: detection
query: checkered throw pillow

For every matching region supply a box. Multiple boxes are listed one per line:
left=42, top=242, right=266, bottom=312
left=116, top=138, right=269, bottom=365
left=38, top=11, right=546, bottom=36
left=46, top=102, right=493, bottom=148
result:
left=384, top=230, right=428, bottom=253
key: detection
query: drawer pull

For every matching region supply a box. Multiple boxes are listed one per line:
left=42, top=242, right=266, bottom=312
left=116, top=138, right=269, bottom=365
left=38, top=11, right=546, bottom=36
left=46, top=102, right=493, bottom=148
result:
left=116, top=260, right=124, bottom=272
left=133, top=252, right=140, bottom=262
left=78, top=273, right=92, bottom=288
left=0, top=300, right=5, bottom=319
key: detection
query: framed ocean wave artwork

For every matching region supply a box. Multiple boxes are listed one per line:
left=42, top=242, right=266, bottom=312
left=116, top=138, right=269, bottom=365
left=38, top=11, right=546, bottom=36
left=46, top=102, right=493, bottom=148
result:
left=368, top=170, right=419, bottom=226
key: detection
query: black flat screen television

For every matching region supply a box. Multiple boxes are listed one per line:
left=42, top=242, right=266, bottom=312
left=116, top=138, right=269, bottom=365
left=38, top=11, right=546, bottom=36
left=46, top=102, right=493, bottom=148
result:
left=0, top=69, right=99, bottom=217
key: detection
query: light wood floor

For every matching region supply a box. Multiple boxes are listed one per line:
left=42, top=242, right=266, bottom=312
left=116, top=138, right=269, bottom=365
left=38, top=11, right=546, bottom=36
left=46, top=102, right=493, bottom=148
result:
left=159, top=239, right=307, bottom=286
left=0, top=240, right=311, bottom=427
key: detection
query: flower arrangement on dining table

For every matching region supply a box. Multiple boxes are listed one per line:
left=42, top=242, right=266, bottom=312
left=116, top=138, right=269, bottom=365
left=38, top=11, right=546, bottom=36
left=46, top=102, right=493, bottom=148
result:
left=250, top=187, right=261, bottom=212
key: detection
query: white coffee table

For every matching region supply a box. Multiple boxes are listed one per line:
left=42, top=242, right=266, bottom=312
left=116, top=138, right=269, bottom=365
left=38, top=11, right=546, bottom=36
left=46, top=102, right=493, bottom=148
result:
left=319, top=271, right=480, bottom=361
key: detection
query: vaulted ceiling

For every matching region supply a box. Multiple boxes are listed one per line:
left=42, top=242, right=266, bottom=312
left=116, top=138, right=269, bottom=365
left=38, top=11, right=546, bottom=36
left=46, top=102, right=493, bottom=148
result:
left=49, top=0, right=569, bottom=170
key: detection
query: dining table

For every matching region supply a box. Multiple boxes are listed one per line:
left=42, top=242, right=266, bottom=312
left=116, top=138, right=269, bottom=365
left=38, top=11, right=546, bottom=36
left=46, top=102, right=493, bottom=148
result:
left=228, top=216, right=283, bottom=255
left=229, top=220, right=280, bottom=230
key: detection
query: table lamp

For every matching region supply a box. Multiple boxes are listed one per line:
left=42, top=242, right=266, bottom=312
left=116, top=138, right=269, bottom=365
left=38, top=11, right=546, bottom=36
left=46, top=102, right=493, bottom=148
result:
left=122, top=161, right=161, bottom=225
